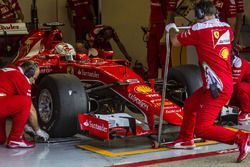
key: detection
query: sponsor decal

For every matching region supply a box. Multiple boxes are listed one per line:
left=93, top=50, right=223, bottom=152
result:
left=67, top=66, right=74, bottom=74
left=77, top=69, right=100, bottom=78
left=212, top=30, right=230, bottom=48
left=155, top=101, right=173, bottom=106
left=146, top=94, right=160, bottom=97
left=40, top=68, right=53, bottom=74
left=134, top=85, right=153, bottom=93
left=83, top=120, right=108, bottom=133
left=213, top=31, right=219, bottom=39
left=0, top=24, right=19, bottom=30
left=128, top=93, right=149, bottom=111
left=220, top=47, right=229, bottom=60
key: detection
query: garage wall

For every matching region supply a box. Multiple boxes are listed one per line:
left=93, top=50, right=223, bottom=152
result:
left=19, top=0, right=75, bottom=45
left=18, top=0, right=250, bottom=66
left=102, top=0, right=149, bottom=63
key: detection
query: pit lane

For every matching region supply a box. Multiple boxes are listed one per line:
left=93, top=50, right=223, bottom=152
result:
left=1, top=121, right=250, bottom=167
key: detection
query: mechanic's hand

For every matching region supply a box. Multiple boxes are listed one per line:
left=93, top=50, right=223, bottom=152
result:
left=24, top=124, right=36, bottom=137
left=165, top=23, right=179, bottom=33
left=35, top=129, right=49, bottom=142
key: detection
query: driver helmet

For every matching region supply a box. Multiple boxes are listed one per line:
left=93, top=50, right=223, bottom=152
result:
left=55, top=42, right=76, bottom=61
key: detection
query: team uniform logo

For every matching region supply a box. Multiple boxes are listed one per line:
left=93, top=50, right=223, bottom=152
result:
left=220, top=47, right=230, bottom=60
left=212, top=30, right=230, bottom=48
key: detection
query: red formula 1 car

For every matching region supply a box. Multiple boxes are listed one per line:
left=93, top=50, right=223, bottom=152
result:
left=11, top=22, right=205, bottom=140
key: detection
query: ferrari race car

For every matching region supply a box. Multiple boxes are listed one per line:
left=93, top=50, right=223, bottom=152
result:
left=10, top=22, right=186, bottom=140
left=11, top=22, right=236, bottom=141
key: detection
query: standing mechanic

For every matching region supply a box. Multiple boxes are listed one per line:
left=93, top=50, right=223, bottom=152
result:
left=0, top=0, right=24, bottom=59
left=146, top=0, right=177, bottom=79
left=232, top=54, right=250, bottom=121
left=0, top=61, right=49, bottom=148
left=77, top=25, right=132, bottom=61
left=213, top=0, right=244, bottom=47
left=165, top=1, right=250, bottom=162
left=67, top=0, right=96, bottom=42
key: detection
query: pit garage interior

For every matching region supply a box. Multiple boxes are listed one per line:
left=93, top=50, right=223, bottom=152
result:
left=1, top=0, right=250, bottom=167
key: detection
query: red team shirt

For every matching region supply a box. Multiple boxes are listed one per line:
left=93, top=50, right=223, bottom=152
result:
left=177, top=19, right=234, bottom=92
left=214, top=0, right=244, bottom=23
left=0, top=0, right=21, bottom=22
left=0, top=67, right=31, bottom=97
left=150, top=0, right=177, bottom=23
left=67, top=0, right=93, bottom=21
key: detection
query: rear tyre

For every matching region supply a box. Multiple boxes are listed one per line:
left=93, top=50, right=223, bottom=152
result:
left=36, top=74, right=88, bottom=138
left=167, top=64, right=202, bottom=106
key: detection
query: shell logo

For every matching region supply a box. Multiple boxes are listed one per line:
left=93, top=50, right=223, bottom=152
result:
left=214, top=31, right=220, bottom=39
left=220, top=47, right=229, bottom=60
left=135, top=85, right=153, bottom=93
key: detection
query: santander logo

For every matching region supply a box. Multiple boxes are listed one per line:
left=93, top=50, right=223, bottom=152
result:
left=83, top=120, right=108, bottom=132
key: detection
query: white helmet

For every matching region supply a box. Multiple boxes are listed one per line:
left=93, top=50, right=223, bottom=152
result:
left=55, top=43, right=76, bottom=61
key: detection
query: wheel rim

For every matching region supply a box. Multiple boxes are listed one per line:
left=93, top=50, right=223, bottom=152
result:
left=38, top=89, right=53, bottom=124
left=166, top=80, right=188, bottom=106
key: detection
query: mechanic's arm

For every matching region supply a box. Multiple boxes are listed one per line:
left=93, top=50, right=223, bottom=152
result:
left=113, top=32, right=132, bottom=62
left=169, top=29, right=181, bottom=47
left=29, top=103, right=39, bottom=131
left=27, top=103, right=49, bottom=141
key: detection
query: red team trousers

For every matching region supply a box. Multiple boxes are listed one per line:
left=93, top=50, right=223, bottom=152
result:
left=147, top=23, right=169, bottom=79
left=179, top=87, right=241, bottom=144
left=0, top=96, right=31, bottom=143
left=234, top=82, right=250, bottom=113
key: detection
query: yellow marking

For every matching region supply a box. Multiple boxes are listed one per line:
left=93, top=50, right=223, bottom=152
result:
left=77, top=140, right=218, bottom=157
left=226, top=127, right=250, bottom=133
left=78, top=145, right=167, bottom=156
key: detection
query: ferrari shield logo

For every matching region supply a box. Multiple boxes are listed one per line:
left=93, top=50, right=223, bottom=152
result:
left=213, top=31, right=220, bottom=39
left=212, top=30, right=230, bottom=48
left=67, top=66, right=74, bottom=74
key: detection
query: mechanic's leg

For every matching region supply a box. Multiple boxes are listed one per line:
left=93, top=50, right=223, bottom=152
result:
left=195, top=90, right=237, bottom=144
left=0, top=118, right=6, bottom=144
left=4, top=96, right=31, bottom=141
left=178, top=88, right=203, bottom=140
left=147, top=27, right=159, bottom=79
left=235, top=82, right=250, bottom=113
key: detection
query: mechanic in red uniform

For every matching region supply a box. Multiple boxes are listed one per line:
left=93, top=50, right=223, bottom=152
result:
left=67, top=0, right=96, bottom=42
left=77, top=25, right=132, bottom=61
left=213, top=0, right=244, bottom=47
left=0, top=61, right=48, bottom=148
left=0, top=0, right=24, bottom=59
left=165, top=1, right=250, bottom=162
left=146, top=0, right=177, bottom=79
left=232, top=54, right=250, bottom=121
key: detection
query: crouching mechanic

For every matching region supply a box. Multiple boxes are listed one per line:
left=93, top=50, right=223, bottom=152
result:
left=0, top=61, right=49, bottom=148
left=232, top=54, right=250, bottom=121
left=165, top=1, right=250, bottom=163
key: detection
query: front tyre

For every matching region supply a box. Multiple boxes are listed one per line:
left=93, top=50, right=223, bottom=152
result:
left=36, top=74, right=88, bottom=138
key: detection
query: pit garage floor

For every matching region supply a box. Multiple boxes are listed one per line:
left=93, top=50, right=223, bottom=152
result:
left=1, top=122, right=250, bottom=167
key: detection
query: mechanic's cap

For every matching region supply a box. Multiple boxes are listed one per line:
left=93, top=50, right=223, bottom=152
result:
left=55, top=42, right=76, bottom=61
